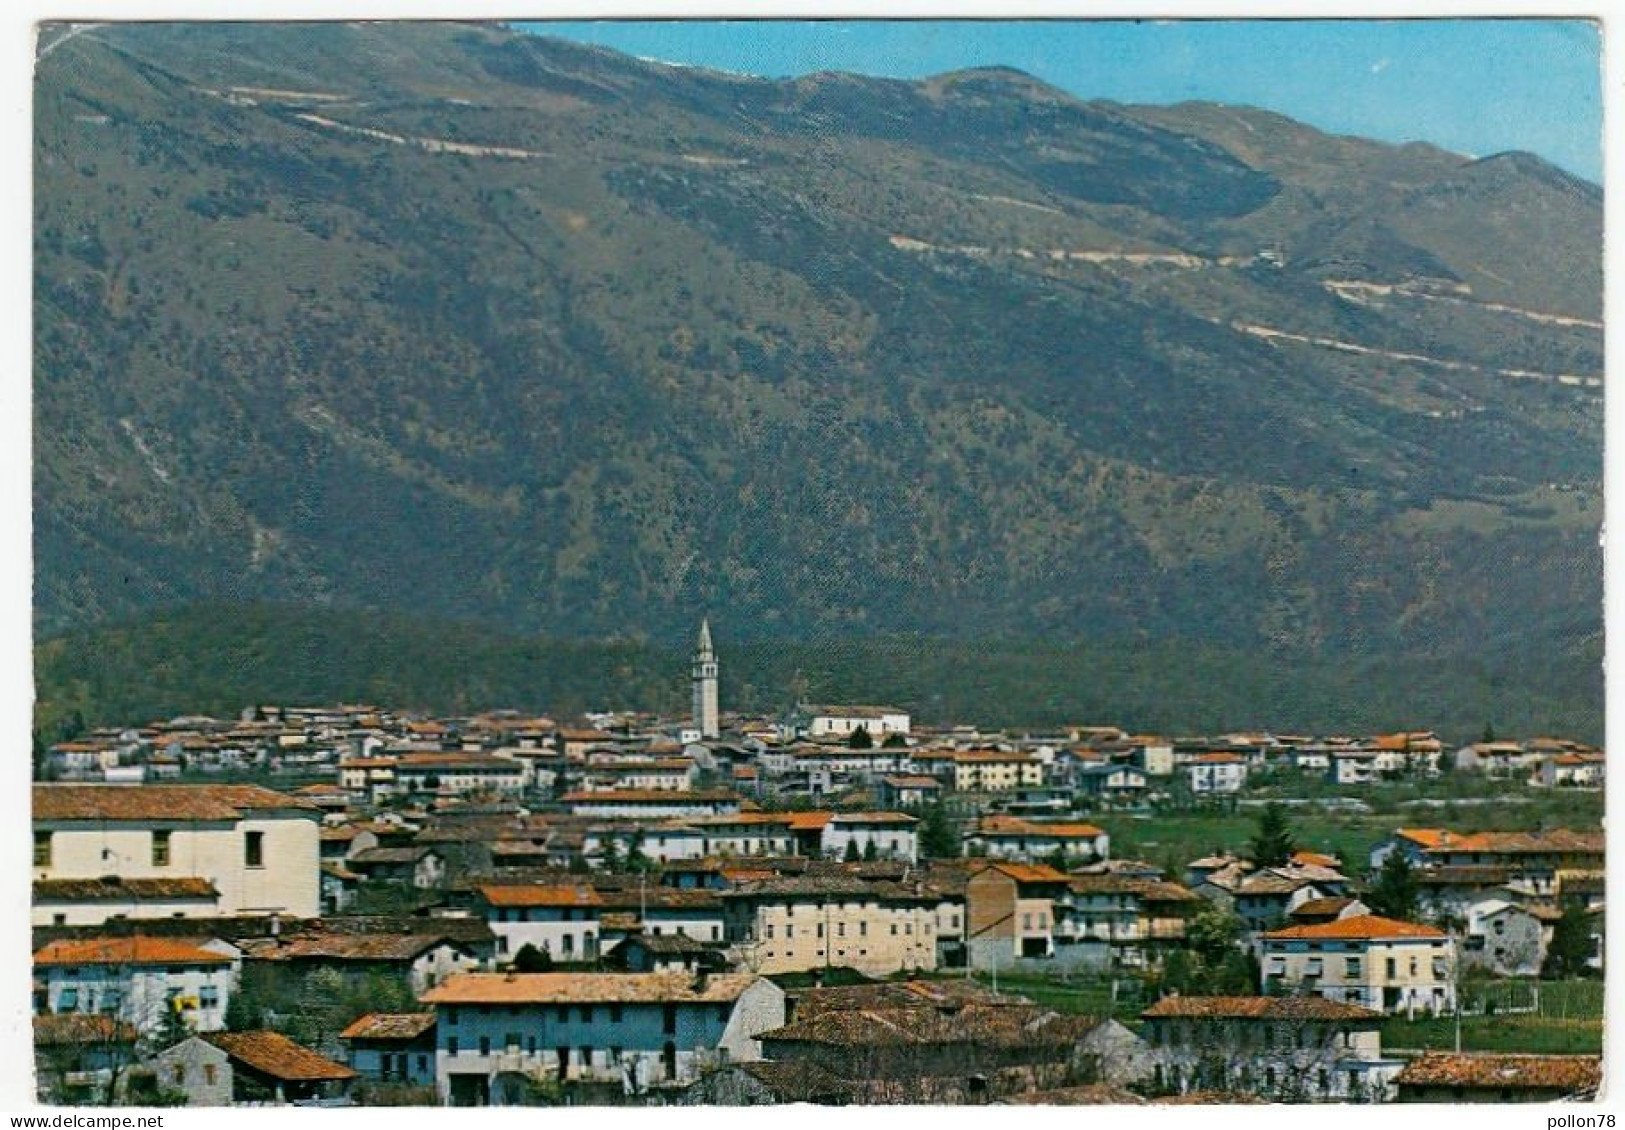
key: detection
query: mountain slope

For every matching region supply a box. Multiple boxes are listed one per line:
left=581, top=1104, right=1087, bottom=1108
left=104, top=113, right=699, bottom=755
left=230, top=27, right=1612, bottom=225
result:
left=34, top=23, right=1601, bottom=703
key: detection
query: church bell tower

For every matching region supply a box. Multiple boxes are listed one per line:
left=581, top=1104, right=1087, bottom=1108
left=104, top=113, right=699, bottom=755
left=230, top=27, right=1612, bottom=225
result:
left=691, top=618, right=719, bottom=739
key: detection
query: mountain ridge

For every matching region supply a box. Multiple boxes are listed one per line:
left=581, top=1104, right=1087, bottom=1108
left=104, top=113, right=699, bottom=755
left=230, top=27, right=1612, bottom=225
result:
left=33, top=21, right=1601, bottom=727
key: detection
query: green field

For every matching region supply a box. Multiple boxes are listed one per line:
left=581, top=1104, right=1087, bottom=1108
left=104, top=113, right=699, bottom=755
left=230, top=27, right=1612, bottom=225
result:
left=1090, top=792, right=1605, bottom=875
left=1381, top=980, right=1601, bottom=1054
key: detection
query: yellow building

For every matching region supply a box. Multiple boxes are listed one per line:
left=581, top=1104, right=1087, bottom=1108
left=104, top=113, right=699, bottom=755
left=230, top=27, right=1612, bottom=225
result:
left=1261, top=915, right=1455, bottom=1016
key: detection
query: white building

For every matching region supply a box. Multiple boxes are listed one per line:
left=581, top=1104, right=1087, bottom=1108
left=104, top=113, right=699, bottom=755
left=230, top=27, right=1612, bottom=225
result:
left=819, top=812, right=920, bottom=862
left=33, top=936, right=237, bottom=1037
left=795, top=705, right=910, bottom=741
left=477, top=884, right=604, bottom=963
left=33, top=785, right=322, bottom=919
left=1185, top=753, right=1248, bottom=794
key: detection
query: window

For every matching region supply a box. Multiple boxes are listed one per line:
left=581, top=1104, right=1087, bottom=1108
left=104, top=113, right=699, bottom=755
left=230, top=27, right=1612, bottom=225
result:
left=152, top=830, right=171, bottom=867
left=172, top=1066, right=185, bottom=1085
left=562, top=934, right=574, bottom=955
left=1345, top=957, right=1362, bottom=977
left=1386, top=958, right=1396, bottom=979
left=203, top=1064, right=217, bottom=1086
left=200, top=985, right=219, bottom=1008
left=479, top=1037, right=491, bottom=1056
left=446, top=1008, right=459, bottom=1025
left=447, top=1037, right=458, bottom=1056
left=33, top=832, right=51, bottom=867
left=245, top=831, right=264, bottom=868
left=418, top=1054, right=429, bottom=1072
left=610, top=1004, right=623, bottom=1023
left=556, top=1007, right=568, bottom=1023
left=765, top=925, right=774, bottom=940
left=58, top=988, right=79, bottom=1010
left=859, top=921, right=868, bottom=937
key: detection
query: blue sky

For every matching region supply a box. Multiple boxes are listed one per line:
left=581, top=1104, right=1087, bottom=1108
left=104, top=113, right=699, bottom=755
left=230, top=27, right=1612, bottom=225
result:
left=520, top=20, right=1602, bottom=183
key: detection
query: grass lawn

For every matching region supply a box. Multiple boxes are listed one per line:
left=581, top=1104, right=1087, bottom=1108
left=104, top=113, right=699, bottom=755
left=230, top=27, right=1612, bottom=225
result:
left=1083, top=790, right=1603, bottom=876
left=1382, top=1015, right=1602, bottom=1055
left=1383, top=980, right=1603, bottom=1054
left=1097, top=810, right=1392, bottom=873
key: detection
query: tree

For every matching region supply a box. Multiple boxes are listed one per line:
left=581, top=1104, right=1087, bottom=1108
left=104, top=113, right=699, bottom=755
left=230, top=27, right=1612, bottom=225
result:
left=1543, top=904, right=1596, bottom=979
left=862, top=839, right=879, bottom=862
left=1482, top=722, right=1497, bottom=743
left=513, top=943, right=554, bottom=973
left=843, top=840, right=861, bottom=862
left=882, top=732, right=908, bottom=748
left=1215, top=949, right=1259, bottom=995
left=917, top=801, right=959, bottom=859
left=1186, top=905, right=1243, bottom=966
left=626, top=830, right=653, bottom=873
left=1046, top=845, right=1072, bottom=873
left=848, top=725, right=873, bottom=749
left=1248, top=802, right=1296, bottom=868
left=595, top=836, right=623, bottom=872
left=147, top=996, right=193, bottom=1055
left=1366, top=851, right=1419, bottom=921
left=1158, top=948, right=1194, bottom=996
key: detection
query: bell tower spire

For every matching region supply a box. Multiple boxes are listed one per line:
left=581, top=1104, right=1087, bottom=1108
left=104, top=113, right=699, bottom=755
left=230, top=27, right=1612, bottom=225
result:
left=691, top=618, right=719, bottom=739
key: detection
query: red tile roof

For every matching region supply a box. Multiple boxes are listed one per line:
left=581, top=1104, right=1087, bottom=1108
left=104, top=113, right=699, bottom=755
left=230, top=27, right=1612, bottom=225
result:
left=202, top=1031, right=357, bottom=1082
left=33, top=877, right=219, bottom=902
left=339, top=1012, right=436, bottom=1041
left=1394, top=1053, right=1601, bottom=1092
left=1263, top=914, right=1446, bottom=941
left=34, top=936, right=234, bottom=967
left=478, top=884, right=602, bottom=908
left=421, top=971, right=758, bottom=1005
left=34, top=784, right=318, bottom=821
left=975, top=861, right=1070, bottom=885
left=1141, top=995, right=1382, bottom=1021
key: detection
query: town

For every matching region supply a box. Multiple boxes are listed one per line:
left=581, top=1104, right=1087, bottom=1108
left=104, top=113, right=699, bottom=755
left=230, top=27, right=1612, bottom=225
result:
left=31, top=623, right=1603, bottom=1106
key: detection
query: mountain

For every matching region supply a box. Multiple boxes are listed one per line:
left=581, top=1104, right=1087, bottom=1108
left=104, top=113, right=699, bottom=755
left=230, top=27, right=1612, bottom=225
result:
left=33, top=23, right=1602, bottom=730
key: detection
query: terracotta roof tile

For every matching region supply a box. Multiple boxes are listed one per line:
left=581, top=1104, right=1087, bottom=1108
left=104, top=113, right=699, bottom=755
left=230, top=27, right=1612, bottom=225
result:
left=33, top=877, right=218, bottom=902
left=976, top=861, right=1070, bottom=884
left=34, top=784, right=318, bottom=822
left=1395, top=1053, right=1601, bottom=1092
left=1141, top=995, right=1382, bottom=1021
left=339, top=1012, right=436, bottom=1041
left=478, top=884, right=602, bottom=908
left=34, top=936, right=233, bottom=967
left=421, top=971, right=759, bottom=1005
left=202, top=1031, right=358, bottom=1082
left=1263, top=914, right=1446, bottom=941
